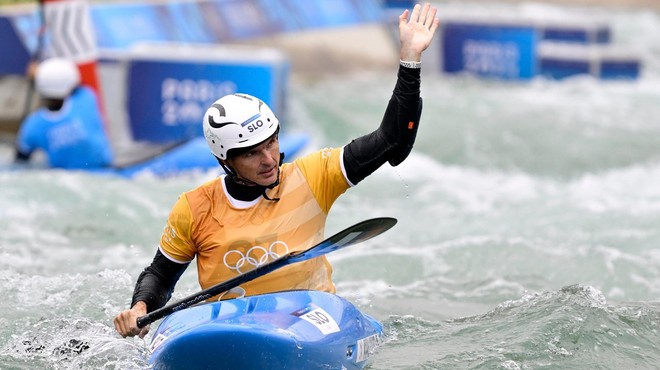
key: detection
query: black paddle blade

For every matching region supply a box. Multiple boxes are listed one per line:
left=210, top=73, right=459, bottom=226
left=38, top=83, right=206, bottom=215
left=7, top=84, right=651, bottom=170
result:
left=136, top=217, right=397, bottom=328
left=288, top=217, right=397, bottom=263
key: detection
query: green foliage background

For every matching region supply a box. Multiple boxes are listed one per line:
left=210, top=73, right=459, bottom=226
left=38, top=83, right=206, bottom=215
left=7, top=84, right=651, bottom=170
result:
left=0, top=0, right=36, bottom=5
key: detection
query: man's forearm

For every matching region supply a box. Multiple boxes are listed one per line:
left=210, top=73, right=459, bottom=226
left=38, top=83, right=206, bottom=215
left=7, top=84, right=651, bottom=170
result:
left=342, top=65, right=423, bottom=184
left=131, top=250, right=188, bottom=312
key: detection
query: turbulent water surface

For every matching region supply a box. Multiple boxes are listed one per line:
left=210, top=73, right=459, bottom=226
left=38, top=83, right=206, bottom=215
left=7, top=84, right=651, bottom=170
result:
left=1, top=2, right=660, bottom=369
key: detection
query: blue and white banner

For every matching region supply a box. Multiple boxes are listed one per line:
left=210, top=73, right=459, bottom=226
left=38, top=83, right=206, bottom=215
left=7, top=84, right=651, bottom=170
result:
left=126, top=45, right=288, bottom=143
left=441, top=22, right=537, bottom=80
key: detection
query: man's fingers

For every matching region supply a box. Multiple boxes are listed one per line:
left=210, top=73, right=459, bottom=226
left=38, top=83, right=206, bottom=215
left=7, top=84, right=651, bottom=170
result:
left=419, top=3, right=431, bottom=26
left=410, top=3, right=421, bottom=23
left=114, top=320, right=128, bottom=338
left=399, top=9, right=409, bottom=27
left=138, top=326, right=150, bottom=339
left=424, top=6, right=438, bottom=29
left=114, top=310, right=140, bottom=338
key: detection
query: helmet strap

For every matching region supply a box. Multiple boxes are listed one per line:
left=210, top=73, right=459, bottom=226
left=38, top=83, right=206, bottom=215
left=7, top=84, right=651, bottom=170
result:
left=261, top=152, right=285, bottom=201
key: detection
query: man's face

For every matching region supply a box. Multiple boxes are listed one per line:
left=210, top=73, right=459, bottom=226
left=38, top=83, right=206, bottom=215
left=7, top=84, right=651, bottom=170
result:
left=226, top=134, right=280, bottom=186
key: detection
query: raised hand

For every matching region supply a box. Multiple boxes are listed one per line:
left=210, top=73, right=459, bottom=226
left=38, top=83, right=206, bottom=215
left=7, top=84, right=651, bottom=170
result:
left=398, top=3, right=440, bottom=62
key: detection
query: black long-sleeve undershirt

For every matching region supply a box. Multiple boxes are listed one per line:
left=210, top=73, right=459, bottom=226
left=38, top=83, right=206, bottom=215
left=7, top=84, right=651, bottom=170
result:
left=131, top=250, right=188, bottom=312
left=343, top=65, right=422, bottom=185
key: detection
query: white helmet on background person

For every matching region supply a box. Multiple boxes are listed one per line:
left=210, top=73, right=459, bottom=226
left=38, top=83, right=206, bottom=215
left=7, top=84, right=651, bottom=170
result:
left=35, top=58, right=81, bottom=99
left=203, top=93, right=280, bottom=160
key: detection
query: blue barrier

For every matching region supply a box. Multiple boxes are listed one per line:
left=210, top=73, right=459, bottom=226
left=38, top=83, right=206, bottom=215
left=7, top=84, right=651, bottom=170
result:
left=382, top=0, right=415, bottom=9
left=88, top=0, right=383, bottom=49
left=2, top=0, right=384, bottom=53
left=540, top=23, right=611, bottom=44
left=442, top=22, right=537, bottom=80
left=600, top=59, right=640, bottom=79
left=0, top=16, right=31, bottom=75
left=439, top=17, right=639, bottom=81
left=123, top=44, right=289, bottom=143
left=92, top=3, right=176, bottom=49
left=539, top=57, right=592, bottom=80
left=537, top=43, right=641, bottom=80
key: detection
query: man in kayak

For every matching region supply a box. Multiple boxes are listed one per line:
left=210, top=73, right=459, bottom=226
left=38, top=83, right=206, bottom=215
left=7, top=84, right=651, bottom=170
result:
left=14, top=57, right=113, bottom=169
left=114, top=2, right=439, bottom=338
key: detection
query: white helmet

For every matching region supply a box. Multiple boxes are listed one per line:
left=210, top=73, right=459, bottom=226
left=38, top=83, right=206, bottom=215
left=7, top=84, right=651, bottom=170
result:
left=203, top=93, right=280, bottom=160
left=35, top=58, right=81, bottom=99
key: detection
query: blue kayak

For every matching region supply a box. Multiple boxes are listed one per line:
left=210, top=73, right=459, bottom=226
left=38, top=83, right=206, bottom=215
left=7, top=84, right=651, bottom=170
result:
left=147, top=290, right=383, bottom=370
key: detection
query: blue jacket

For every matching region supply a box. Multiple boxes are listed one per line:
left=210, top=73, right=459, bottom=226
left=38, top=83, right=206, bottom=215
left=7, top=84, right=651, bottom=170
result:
left=16, top=86, right=113, bottom=169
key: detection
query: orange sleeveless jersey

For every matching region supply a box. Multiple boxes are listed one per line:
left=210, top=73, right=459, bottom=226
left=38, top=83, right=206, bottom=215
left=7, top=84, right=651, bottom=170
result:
left=159, top=147, right=352, bottom=298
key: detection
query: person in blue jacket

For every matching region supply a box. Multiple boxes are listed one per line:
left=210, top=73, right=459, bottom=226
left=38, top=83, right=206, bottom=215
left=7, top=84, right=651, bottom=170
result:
left=15, top=57, right=113, bottom=169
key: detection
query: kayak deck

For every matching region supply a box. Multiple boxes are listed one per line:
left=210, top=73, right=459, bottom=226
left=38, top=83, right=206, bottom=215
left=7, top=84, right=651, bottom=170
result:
left=148, top=290, right=382, bottom=370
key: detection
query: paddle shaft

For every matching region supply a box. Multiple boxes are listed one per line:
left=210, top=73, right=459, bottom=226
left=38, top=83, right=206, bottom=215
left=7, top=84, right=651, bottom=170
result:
left=136, top=217, right=397, bottom=328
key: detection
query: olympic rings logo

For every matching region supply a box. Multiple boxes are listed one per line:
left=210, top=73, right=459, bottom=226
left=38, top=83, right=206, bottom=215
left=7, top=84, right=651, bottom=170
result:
left=223, top=241, right=289, bottom=274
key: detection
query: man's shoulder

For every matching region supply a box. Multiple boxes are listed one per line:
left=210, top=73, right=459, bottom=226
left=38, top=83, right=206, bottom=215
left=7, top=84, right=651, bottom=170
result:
left=293, top=147, right=342, bottom=165
left=73, top=85, right=96, bottom=97
left=290, top=147, right=345, bottom=183
left=70, top=86, right=99, bottom=106
left=188, top=176, right=228, bottom=202
left=20, top=109, right=49, bottom=131
left=176, top=177, right=223, bottom=213
left=187, top=176, right=222, bottom=195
